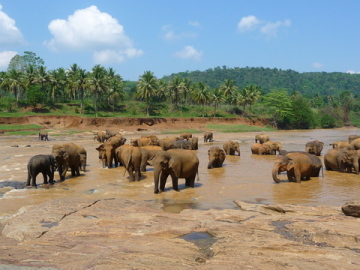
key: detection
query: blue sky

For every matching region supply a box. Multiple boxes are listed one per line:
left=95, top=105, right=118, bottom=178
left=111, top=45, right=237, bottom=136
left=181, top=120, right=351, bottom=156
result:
left=0, top=0, right=359, bottom=81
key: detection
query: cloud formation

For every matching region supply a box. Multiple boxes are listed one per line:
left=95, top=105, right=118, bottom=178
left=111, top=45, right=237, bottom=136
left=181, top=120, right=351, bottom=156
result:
left=313, top=62, right=324, bottom=69
left=237, top=15, right=291, bottom=38
left=161, top=25, right=197, bottom=41
left=174, top=46, right=203, bottom=61
left=0, top=4, right=25, bottom=48
left=0, top=50, right=17, bottom=70
left=44, top=5, right=143, bottom=64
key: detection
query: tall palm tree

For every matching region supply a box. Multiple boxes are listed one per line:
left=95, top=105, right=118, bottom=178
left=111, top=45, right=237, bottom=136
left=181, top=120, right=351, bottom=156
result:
left=245, top=85, right=261, bottom=110
left=211, top=88, right=225, bottom=116
left=89, top=65, right=109, bottom=117
left=48, top=68, right=67, bottom=103
left=168, top=76, right=183, bottom=109
left=67, top=63, right=80, bottom=100
left=34, top=66, right=49, bottom=97
left=107, top=68, right=124, bottom=111
left=136, top=71, right=158, bottom=116
left=193, top=82, right=210, bottom=117
left=1, top=69, right=25, bottom=106
left=181, top=78, right=192, bottom=105
left=220, top=78, right=238, bottom=104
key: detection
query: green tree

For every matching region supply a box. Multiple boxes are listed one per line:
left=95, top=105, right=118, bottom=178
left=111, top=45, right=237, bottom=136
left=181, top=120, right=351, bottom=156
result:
left=339, top=90, right=354, bottom=123
left=136, top=71, right=158, bottom=116
left=220, top=78, right=238, bottom=103
left=7, top=51, right=45, bottom=72
left=48, top=68, right=66, bottom=103
left=192, top=82, right=210, bottom=117
left=262, top=89, right=293, bottom=129
left=89, top=65, right=109, bottom=117
left=1, top=69, right=25, bottom=106
left=168, top=76, right=183, bottom=109
left=211, top=87, right=225, bottom=116
left=282, top=95, right=316, bottom=129
left=107, top=68, right=124, bottom=111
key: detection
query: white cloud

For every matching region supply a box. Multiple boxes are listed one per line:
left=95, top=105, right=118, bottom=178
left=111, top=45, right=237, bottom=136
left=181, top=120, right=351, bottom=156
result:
left=161, top=25, right=197, bottom=41
left=238, top=15, right=291, bottom=38
left=237, top=15, right=260, bottom=32
left=188, top=20, right=200, bottom=27
left=313, top=62, right=324, bottom=69
left=346, top=70, right=360, bottom=74
left=0, top=50, right=17, bottom=70
left=0, top=4, right=25, bottom=47
left=174, top=46, right=203, bottom=61
left=260, top=19, right=291, bottom=38
left=44, top=5, right=142, bottom=64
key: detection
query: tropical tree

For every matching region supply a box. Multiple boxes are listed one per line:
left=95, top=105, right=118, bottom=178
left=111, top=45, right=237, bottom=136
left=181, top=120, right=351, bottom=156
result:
left=168, top=76, right=183, bottom=109
left=48, top=68, right=67, bottom=103
left=0, top=69, right=25, bottom=106
left=339, top=90, right=354, bottom=123
left=33, top=66, right=49, bottom=96
left=220, top=78, right=238, bottom=103
left=7, top=51, right=44, bottom=72
left=193, top=82, right=211, bottom=117
left=211, top=88, right=225, bottom=116
left=107, top=68, right=124, bottom=111
left=245, top=85, right=261, bottom=110
left=136, top=71, right=158, bottom=116
left=89, top=65, right=109, bottom=117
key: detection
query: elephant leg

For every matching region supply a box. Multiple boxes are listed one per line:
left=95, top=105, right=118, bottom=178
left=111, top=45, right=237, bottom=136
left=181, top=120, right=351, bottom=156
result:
left=60, top=165, right=67, bottom=181
left=294, top=170, right=302, bottom=183
left=71, top=166, right=76, bottom=176
left=185, top=175, right=195, bottom=188
left=159, top=172, right=169, bottom=192
left=26, top=171, right=31, bottom=186
left=42, top=172, right=48, bottom=184
left=128, top=165, right=135, bottom=182
left=169, top=171, right=179, bottom=191
left=135, top=167, right=141, bottom=181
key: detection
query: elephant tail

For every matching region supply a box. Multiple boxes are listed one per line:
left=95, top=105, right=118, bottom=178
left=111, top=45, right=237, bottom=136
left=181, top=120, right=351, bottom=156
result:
left=196, top=169, right=200, bottom=182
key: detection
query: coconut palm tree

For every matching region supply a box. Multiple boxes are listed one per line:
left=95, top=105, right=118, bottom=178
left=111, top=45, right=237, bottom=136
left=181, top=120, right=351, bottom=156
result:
left=193, top=82, right=210, bottom=117
left=107, top=68, right=124, bottom=111
left=211, top=88, right=225, bottom=116
left=1, top=69, right=25, bottom=106
left=220, top=78, right=238, bottom=104
left=136, top=71, right=158, bottom=116
left=89, top=65, right=109, bottom=117
left=168, top=76, right=183, bottom=109
left=48, top=68, right=67, bottom=103
left=33, top=66, right=49, bottom=97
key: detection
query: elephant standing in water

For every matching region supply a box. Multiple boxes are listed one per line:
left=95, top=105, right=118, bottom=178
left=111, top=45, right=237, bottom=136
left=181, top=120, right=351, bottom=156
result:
left=208, top=146, right=226, bottom=169
left=263, top=141, right=282, bottom=155
left=251, top=143, right=271, bottom=155
left=116, top=145, right=142, bottom=182
left=52, top=143, right=81, bottom=181
left=255, top=134, right=269, bottom=144
left=272, top=152, right=322, bottom=183
left=324, top=149, right=360, bottom=174
left=223, top=140, right=240, bottom=156
left=305, top=140, right=324, bottom=156
left=39, top=132, right=49, bottom=141
left=204, top=132, right=213, bottom=142
left=26, top=154, right=56, bottom=187
left=149, top=149, right=199, bottom=194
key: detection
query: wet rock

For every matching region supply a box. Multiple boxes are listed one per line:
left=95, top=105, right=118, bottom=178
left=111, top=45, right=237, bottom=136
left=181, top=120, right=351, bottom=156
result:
left=342, top=200, right=360, bottom=217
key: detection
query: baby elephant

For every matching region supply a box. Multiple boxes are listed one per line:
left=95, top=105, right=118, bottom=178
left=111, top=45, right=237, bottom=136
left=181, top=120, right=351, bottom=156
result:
left=208, top=146, right=226, bottom=169
left=26, top=154, right=56, bottom=187
left=39, top=132, right=49, bottom=141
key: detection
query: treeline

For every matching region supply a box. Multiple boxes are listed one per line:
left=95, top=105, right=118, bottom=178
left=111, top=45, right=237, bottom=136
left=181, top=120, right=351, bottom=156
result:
left=0, top=51, right=359, bottom=130
left=162, top=66, right=360, bottom=97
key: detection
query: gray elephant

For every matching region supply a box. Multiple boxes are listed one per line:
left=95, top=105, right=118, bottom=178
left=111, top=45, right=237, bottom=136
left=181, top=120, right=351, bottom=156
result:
left=305, top=140, right=324, bottom=156
left=208, top=146, right=226, bottom=169
left=250, top=143, right=271, bottom=155
left=189, top=137, right=199, bottom=150
left=204, top=132, right=213, bottom=142
left=96, top=135, right=126, bottom=168
left=26, top=154, right=56, bottom=187
left=255, top=134, right=269, bottom=144
left=149, top=149, right=199, bottom=193
left=180, top=132, right=192, bottom=140
left=324, top=149, right=358, bottom=173
left=139, top=145, right=162, bottom=172
left=223, top=140, right=240, bottom=156
left=39, top=132, right=49, bottom=141
left=159, top=139, right=192, bottom=150
left=263, top=141, right=282, bottom=155
left=74, top=144, right=87, bottom=172
left=52, top=143, right=81, bottom=181
left=116, top=145, right=142, bottom=181
left=94, top=131, right=106, bottom=143
left=272, top=152, right=322, bottom=183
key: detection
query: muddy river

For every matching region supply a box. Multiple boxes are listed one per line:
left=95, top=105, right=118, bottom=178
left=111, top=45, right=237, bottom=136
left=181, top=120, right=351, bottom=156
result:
left=1, top=128, right=359, bottom=219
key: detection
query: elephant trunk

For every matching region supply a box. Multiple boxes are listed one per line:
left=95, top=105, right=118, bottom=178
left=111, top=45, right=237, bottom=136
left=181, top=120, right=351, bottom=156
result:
left=272, top=164, right=281, bottom=183
left=207, top=160, right=213, bottom=169
left=153, top=168, right=161, bottom=193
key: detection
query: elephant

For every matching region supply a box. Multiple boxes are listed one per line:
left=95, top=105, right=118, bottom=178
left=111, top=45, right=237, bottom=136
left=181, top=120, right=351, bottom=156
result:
left=263, top=141, right=282, bottom=155
left=255, top=134, right=270, bottom=144
left=74, top=144, right=87, bottom=172
left=324, top=149, right=358, bottom=173
left=329, top=140, right=350, bottom=149
left=348, top=138, right=360, bottom=150
left=96, top=135, right=126, bottom=168
left=139, top=145, right=162, bottom=172
left=141, top=135, right=160, bottom=146
left=204, top=132, right=213, bottom=142
left=272, top=152, right=322, bottom=183
left=223, top=140, right=240, bottom=156
left=189, top=137, right=199, bottom=150
left=26, top=154, right=56, bottom=187
left=149, top=149, right=199, bottom=194
left=251, top=143, right=271, bottom=155
left=94, top=131, right=106, bottom=143
left=116, top=145, right=142, bottom=181
left=52, top=143, right=81, bottom=181
left=159, top=138, right=192, bottom=151
left=348, top=135, right=360, bottom=143
left=180, top=132, right=192, bottom=140
left=131, top=137, right=153, bottom=147
left=39, top=132, right=49, bottom=141
left=106, top=130, right=119, bottom=138
left=305, top=140, right=324, bottom=156
left=208, top=146, right=226, bottom=169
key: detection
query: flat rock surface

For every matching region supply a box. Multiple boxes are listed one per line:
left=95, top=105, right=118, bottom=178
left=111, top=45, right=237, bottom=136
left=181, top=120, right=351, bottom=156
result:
left=1, top=198, right=360, bottom=269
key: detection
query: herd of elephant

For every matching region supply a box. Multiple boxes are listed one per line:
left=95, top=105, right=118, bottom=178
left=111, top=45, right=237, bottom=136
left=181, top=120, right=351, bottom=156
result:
left=26, top=130, right=360, bottom=193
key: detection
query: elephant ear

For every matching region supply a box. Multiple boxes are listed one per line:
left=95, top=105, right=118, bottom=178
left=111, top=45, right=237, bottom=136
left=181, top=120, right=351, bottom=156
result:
left=169, top=156, right=181, bottom=178
left=287, top=160, right=295, bottom=171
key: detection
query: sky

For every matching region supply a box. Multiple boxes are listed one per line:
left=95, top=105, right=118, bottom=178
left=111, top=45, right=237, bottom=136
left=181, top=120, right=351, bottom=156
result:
left=0, top=0, right=360, bottom=81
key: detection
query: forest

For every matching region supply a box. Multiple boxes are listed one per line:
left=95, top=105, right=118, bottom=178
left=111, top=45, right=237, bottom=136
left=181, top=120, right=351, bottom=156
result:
left=1, top=51, right=360, bottom=130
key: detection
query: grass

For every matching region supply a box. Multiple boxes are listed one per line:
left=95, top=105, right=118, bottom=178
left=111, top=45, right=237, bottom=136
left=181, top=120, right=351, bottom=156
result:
left=0, top=124, right=42, bottom=130
left=205, top=123, right=275, bottom=133
left=5, top=130, right=40, bottom=136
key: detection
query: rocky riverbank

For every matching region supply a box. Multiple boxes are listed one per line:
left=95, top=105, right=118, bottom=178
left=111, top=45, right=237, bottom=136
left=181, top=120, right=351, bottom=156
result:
left=1, top=198, right=359, bottom=269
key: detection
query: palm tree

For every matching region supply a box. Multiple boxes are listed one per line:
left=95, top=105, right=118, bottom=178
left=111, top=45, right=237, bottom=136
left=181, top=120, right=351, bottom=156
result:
left=211, top=88, right=225, bottom=116
left=339, top=90, right=354, bottom=123
left=181, top=78, right=192, bottom=105
left=1, top=69, right=26, bottom=106
left=245, top=85, right=261, bottom=110
left=168, top=76, right=182, bottom=109
left=89, top=65, right=109, bottom=117
left=69, top=68, right=89, bottom=114
left=33, top=66, right=49, bottom=97
left=193, top=82, right=210, bottom=117
left=67, top=63, right=80, bottom=100
left=136, top=71, right=158, bottom=116
left=220, top=79, right=238, bottom=104
left=107, top=68, right=124, bottom=111
left=48, top=68, right=66, bottom=103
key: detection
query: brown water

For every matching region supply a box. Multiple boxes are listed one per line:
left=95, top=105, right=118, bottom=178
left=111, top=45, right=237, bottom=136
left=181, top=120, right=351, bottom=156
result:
left=1, top=128, right=360, bottom=219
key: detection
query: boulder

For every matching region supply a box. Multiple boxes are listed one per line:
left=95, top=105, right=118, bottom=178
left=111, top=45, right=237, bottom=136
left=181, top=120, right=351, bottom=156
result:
left=342, top=200, right=360, bottom=217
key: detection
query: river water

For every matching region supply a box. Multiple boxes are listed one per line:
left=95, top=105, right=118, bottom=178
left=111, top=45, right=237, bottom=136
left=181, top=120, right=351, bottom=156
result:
left=1, top=127, right=359, bottom=218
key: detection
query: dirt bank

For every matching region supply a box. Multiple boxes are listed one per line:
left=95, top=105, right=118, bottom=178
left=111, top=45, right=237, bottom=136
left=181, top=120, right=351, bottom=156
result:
left=0, top=115, right=269, bottom=132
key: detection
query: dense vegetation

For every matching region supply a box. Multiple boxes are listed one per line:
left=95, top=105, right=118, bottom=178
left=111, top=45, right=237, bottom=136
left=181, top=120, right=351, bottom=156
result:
left=1, top=51, right=360, bottom=130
